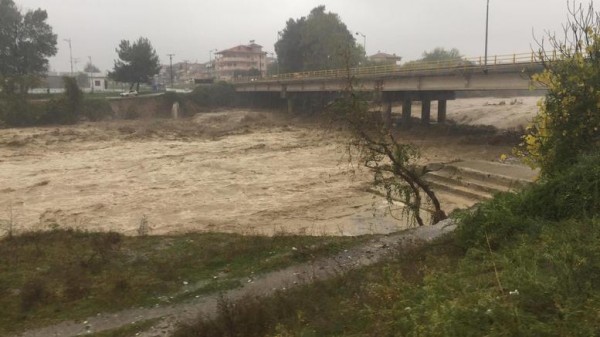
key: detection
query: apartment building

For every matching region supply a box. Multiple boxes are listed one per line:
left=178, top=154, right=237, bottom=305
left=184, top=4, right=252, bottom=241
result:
left=214, top=41, right=267, bottom=80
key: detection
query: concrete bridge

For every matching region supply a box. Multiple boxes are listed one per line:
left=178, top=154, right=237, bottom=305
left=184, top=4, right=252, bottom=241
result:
left=234, top=52, right=546, bottom=124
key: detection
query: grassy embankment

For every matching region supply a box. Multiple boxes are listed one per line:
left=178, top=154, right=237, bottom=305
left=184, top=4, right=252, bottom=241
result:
left=174, top=153, right=600, bottom=336
left=0, top=230, right=370, bottom=336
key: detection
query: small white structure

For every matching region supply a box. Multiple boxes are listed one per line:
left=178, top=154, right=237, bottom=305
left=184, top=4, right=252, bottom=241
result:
left=88, top=73, right=108, bottom=92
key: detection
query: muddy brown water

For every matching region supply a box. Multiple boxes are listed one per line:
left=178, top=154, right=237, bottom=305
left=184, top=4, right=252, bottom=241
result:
left=0, top=97, right=540, bottom=237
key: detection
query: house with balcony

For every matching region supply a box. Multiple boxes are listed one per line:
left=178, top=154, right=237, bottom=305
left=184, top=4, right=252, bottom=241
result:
left=215, top=41, right=267, bottom=80
left=369, top=52, right=402, bottom=65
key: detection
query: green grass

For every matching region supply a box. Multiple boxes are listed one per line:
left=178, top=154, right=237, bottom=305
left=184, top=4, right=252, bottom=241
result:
left=173, top=237, right=464, bottom=337
left=0, top=230, right=369, bottom=336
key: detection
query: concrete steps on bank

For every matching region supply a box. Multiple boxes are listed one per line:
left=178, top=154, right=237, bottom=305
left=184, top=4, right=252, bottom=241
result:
left=424, top=160, right=538, bottom=212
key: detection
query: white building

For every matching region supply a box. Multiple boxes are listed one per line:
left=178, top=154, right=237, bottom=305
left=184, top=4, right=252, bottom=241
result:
left=88, top=73, right=108, bottom=92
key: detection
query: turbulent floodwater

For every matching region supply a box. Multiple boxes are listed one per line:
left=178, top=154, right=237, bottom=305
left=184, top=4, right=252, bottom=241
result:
left=0, top=111, right=409, bottom=236
left=0, top=97, right=539, bottom=236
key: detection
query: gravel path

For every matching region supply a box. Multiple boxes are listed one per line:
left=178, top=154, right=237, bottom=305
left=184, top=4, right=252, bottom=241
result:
left=17, top=220, right=456, bottom=337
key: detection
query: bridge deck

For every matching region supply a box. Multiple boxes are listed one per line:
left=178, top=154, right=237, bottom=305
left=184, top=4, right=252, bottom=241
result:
left=235, top=62, right=545, bottom=93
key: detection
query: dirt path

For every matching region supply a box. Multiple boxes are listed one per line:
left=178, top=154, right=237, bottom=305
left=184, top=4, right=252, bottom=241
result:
left=16, top=220, right=456, bottom=337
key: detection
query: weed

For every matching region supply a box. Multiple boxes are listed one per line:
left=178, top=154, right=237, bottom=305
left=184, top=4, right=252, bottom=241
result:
left=20, top=277, right=48, bottom=312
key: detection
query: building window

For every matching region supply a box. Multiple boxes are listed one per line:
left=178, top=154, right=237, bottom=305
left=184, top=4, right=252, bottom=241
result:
left=94, top=80, right=101, bottom=87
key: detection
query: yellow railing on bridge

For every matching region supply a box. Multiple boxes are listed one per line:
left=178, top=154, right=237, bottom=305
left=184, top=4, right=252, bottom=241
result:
left=235, top=51, right=553, bottom=84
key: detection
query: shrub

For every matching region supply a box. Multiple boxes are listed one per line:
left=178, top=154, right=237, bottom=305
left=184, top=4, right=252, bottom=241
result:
left=517, top=3, right=600, bottom=177
left=82, top=98, right=113, bottom=121
left=0, top=96, right=47, bottom=126
left=43, top=77, right=83, bottom=124
left=0, top=77, right=84, bottom=126
left=20, top=277, right=48, bottom=311
left=189, top=82, right=236, bottom=107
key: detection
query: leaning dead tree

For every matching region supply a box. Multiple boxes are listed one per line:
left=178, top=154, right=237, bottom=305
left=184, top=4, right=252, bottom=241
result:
left=328, top=72, right=446, bottom=227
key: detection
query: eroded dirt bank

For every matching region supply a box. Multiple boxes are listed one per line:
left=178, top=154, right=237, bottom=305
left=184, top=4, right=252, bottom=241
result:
left=0, top=97, right=539, bottom=236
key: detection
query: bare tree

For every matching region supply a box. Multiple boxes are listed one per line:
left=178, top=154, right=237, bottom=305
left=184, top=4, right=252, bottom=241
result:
left=328, top=70, right=446, bottom=227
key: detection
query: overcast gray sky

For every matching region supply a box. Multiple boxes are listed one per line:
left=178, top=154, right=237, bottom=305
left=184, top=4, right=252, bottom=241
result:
left=16, top=0, right=576, bottom=73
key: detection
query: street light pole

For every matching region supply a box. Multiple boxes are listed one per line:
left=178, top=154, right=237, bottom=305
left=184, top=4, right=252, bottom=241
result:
left=484, top=0, right=490, bottom=68
left=88, top=56, right=94, bottom=93
left=167, top=53, right=175, bottom=88
left=355, top=31, right=366, bottom=56
left=64, top=38, right=73, bottom=76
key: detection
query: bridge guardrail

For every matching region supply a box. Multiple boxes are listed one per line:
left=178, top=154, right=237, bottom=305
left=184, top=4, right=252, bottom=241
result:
left=235, top=51, right=559, bottom=84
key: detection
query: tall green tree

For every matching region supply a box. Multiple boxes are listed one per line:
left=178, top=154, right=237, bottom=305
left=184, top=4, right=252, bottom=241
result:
left=109, top=37, right=160, bottom=91
left=0, top=0, right=57, bottom=95
left=275, top=6, right=364, bottom=73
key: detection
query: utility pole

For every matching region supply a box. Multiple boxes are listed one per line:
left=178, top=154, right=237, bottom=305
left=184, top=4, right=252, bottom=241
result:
left=88, top=56, right=94, bottom=93
left=64, top=38, right=73, bottom=76
left=167, top=53, right=175, bottom=88
left=484, top=0, right=490, bottom=69
left=209, top=49, right=218, bottom=79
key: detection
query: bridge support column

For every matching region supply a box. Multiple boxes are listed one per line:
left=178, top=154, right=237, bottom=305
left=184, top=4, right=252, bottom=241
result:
left=402, top=100, right=412, bottom=126
left=421, top=100, right=431, bottom=124
left=437, top=100, right=447, bottom=124
left=287, top=97, right=294, bottom=114
left=384, top=101, right=393, bottom=128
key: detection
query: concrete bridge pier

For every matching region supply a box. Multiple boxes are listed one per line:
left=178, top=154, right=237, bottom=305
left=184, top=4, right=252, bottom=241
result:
left=421, top=99, right=431, bottom=124
left=402, top=99, right=412, bottom=126
left=383, top=100, right=393, bottom=128
left=287, top=96, right=294, bottom=114
left=437, top=100, right=447, bottom=123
